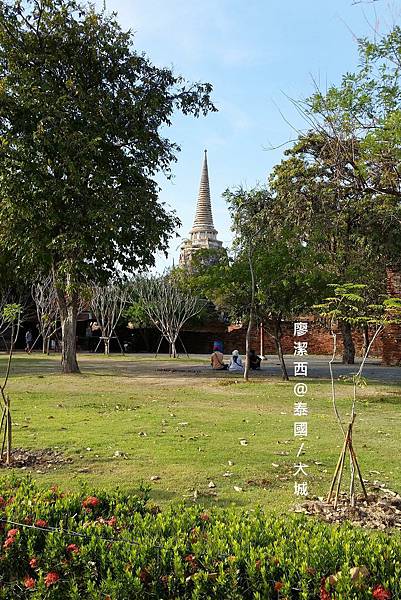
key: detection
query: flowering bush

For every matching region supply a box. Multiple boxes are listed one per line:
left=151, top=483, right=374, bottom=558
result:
left=372, top=585, right=392, bottom=600
left=0, top=477, right=400, bottom=598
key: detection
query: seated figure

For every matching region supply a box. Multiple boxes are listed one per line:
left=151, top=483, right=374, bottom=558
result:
left=210, top=345, right=227, bottom=370
left=228, top=349, right=244, bottom=372
left=249, top=349, right=262, bottom=370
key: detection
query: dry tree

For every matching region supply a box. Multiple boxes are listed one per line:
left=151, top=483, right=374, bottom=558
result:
left=89, top=282, right=129, bottom=355
left=31, top=275, right=60, bottom=353
left=136, top=276, right=205, bottom=358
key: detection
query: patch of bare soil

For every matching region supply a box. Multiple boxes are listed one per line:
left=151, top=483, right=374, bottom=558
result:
left=0, top=448, right=72, bottom=471
left=295, top=484, right=401, bottom=530
left=246, top=478, right=272, bottom=488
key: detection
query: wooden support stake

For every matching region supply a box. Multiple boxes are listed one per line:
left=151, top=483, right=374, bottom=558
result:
left=328, top=429, right=349, bottom=503
left=6, top=396, right=11, bottom=465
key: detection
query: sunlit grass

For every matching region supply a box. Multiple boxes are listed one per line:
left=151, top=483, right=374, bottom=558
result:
left=1, top=353, right=400, bottom=512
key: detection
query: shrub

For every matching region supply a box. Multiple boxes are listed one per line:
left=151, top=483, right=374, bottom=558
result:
left=0, top=478, right=400, bottom=598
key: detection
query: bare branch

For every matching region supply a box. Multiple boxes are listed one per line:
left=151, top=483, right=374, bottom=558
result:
left=135, top=275, right=205, bottom=358
left=32, top=276, right=60, bottom=353
left=89, top=281, right=129, bottom=355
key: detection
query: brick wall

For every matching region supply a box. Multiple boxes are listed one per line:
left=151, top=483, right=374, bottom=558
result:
left=219, top=321, right=382, bottom=358
left=182, top=319, right=383, bottom=358
left=382, top=268, right=401, bottom=366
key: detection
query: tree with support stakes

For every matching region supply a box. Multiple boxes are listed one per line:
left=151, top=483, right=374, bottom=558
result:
left=0, top=0, right=215, bottom=374
left=89, top=282, right=128, bottom=355
left=136, top=276, right=205, bottom=358
left=0, top=303, right=22, bottom=465
left=315, top=283, right=401, bottom=508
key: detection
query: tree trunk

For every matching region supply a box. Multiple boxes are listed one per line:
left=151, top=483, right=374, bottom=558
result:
left=362, top=324, right=369, bottom=357
left=244, top=314, right=252, bottom=382
left=259, top=321, right=265, bottom=359
left=171, top=340, right=177, bottom=358
left=273, top=316, right=289, bottom=381
left=244, top=244, right=256, bottom=382
left=60, top=304, right=79, bottom=373
left=341, top=321, right=355, bottom=365
left=104, top=337, right=110, bottom=356
left=54, top=271, right=80, bottom=373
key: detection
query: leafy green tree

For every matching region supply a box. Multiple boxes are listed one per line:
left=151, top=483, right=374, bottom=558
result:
left=180, top=248, right=250, bottom=325
left=183, top=189, right=328, bottom=380
left=224, top=186, right=330, bottom=380
left=269, top=134, right=388, bottom=363
left=292, top=27, right=401, bottom=267
left=0, top=0, right=215, bottom=372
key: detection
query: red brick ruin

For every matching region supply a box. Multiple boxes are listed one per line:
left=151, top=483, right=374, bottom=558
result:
left=382, top=268, right=401, bottom=366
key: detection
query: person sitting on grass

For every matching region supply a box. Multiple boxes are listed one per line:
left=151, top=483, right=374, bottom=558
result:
left=228, top=349, right=244, bottom=372
left=210, top=345, right=228, bottom=370
left=249, top=349, right=262, bottom=370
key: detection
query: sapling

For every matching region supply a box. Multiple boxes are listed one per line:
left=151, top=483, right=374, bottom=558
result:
left=0, top=303, right=22, bottom=464
left=315, top=284, right=401, bottom=507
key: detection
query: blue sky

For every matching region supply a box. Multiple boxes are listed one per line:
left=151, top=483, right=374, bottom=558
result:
left=98, top=0, right=400, bottom=270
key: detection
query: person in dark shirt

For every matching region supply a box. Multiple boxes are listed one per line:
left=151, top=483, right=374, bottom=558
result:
left=249, top=349, right=261, bottom=370
left=25, top=330, right=33, bottom=353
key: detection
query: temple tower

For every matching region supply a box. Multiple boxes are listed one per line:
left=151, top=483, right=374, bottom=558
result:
left=179, top=150, right=223, bottom=266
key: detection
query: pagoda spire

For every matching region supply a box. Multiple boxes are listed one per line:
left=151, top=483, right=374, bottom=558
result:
left=179, top=149, right=222, bottom=267
left=192, top=149, right=215, bottom=230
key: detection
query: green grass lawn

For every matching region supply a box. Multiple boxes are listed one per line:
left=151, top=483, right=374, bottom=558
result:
left=1, top=353, right=401, bottom=512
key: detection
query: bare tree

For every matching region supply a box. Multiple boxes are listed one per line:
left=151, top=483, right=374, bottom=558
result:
left=89, top=282, right=128, bottom=355
left=137, top=276, right=204, bottom=358
left=31, top=276, right=60, bottom=353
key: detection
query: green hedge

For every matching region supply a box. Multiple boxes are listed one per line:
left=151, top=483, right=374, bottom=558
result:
left=0, top=478, right=399, bottom=599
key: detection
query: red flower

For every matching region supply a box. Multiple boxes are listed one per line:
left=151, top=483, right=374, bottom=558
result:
left=23, top=576, right=36, bottom=589
left=35, top=519, right=48, bottom=528
left=255, top=559, right=262, bottom=571
left=3, top=537, right=15, bottom=549
left=82, top=496, right=100, bottom=508
left=184, top=554, right=196, bottom=563
left=66, top=543, right=79, bottom=554
left=44, top=572, right=60, bottom=587
left=0, top=496, right=5, bottom=507
left=320, top=578, right=331, bottom=600
left=184, top=554, right=198, bottom=572
left=373, top=585, right=392, bottom=600
left=274, top=581, right=284, bottom=591
left=7, top=528, right=18, bottom=538
left=107, top=516, right=117, bottom=527
left=200, top=513, right=210, bottom=521
left=29, top=557, right=38, bottom=569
